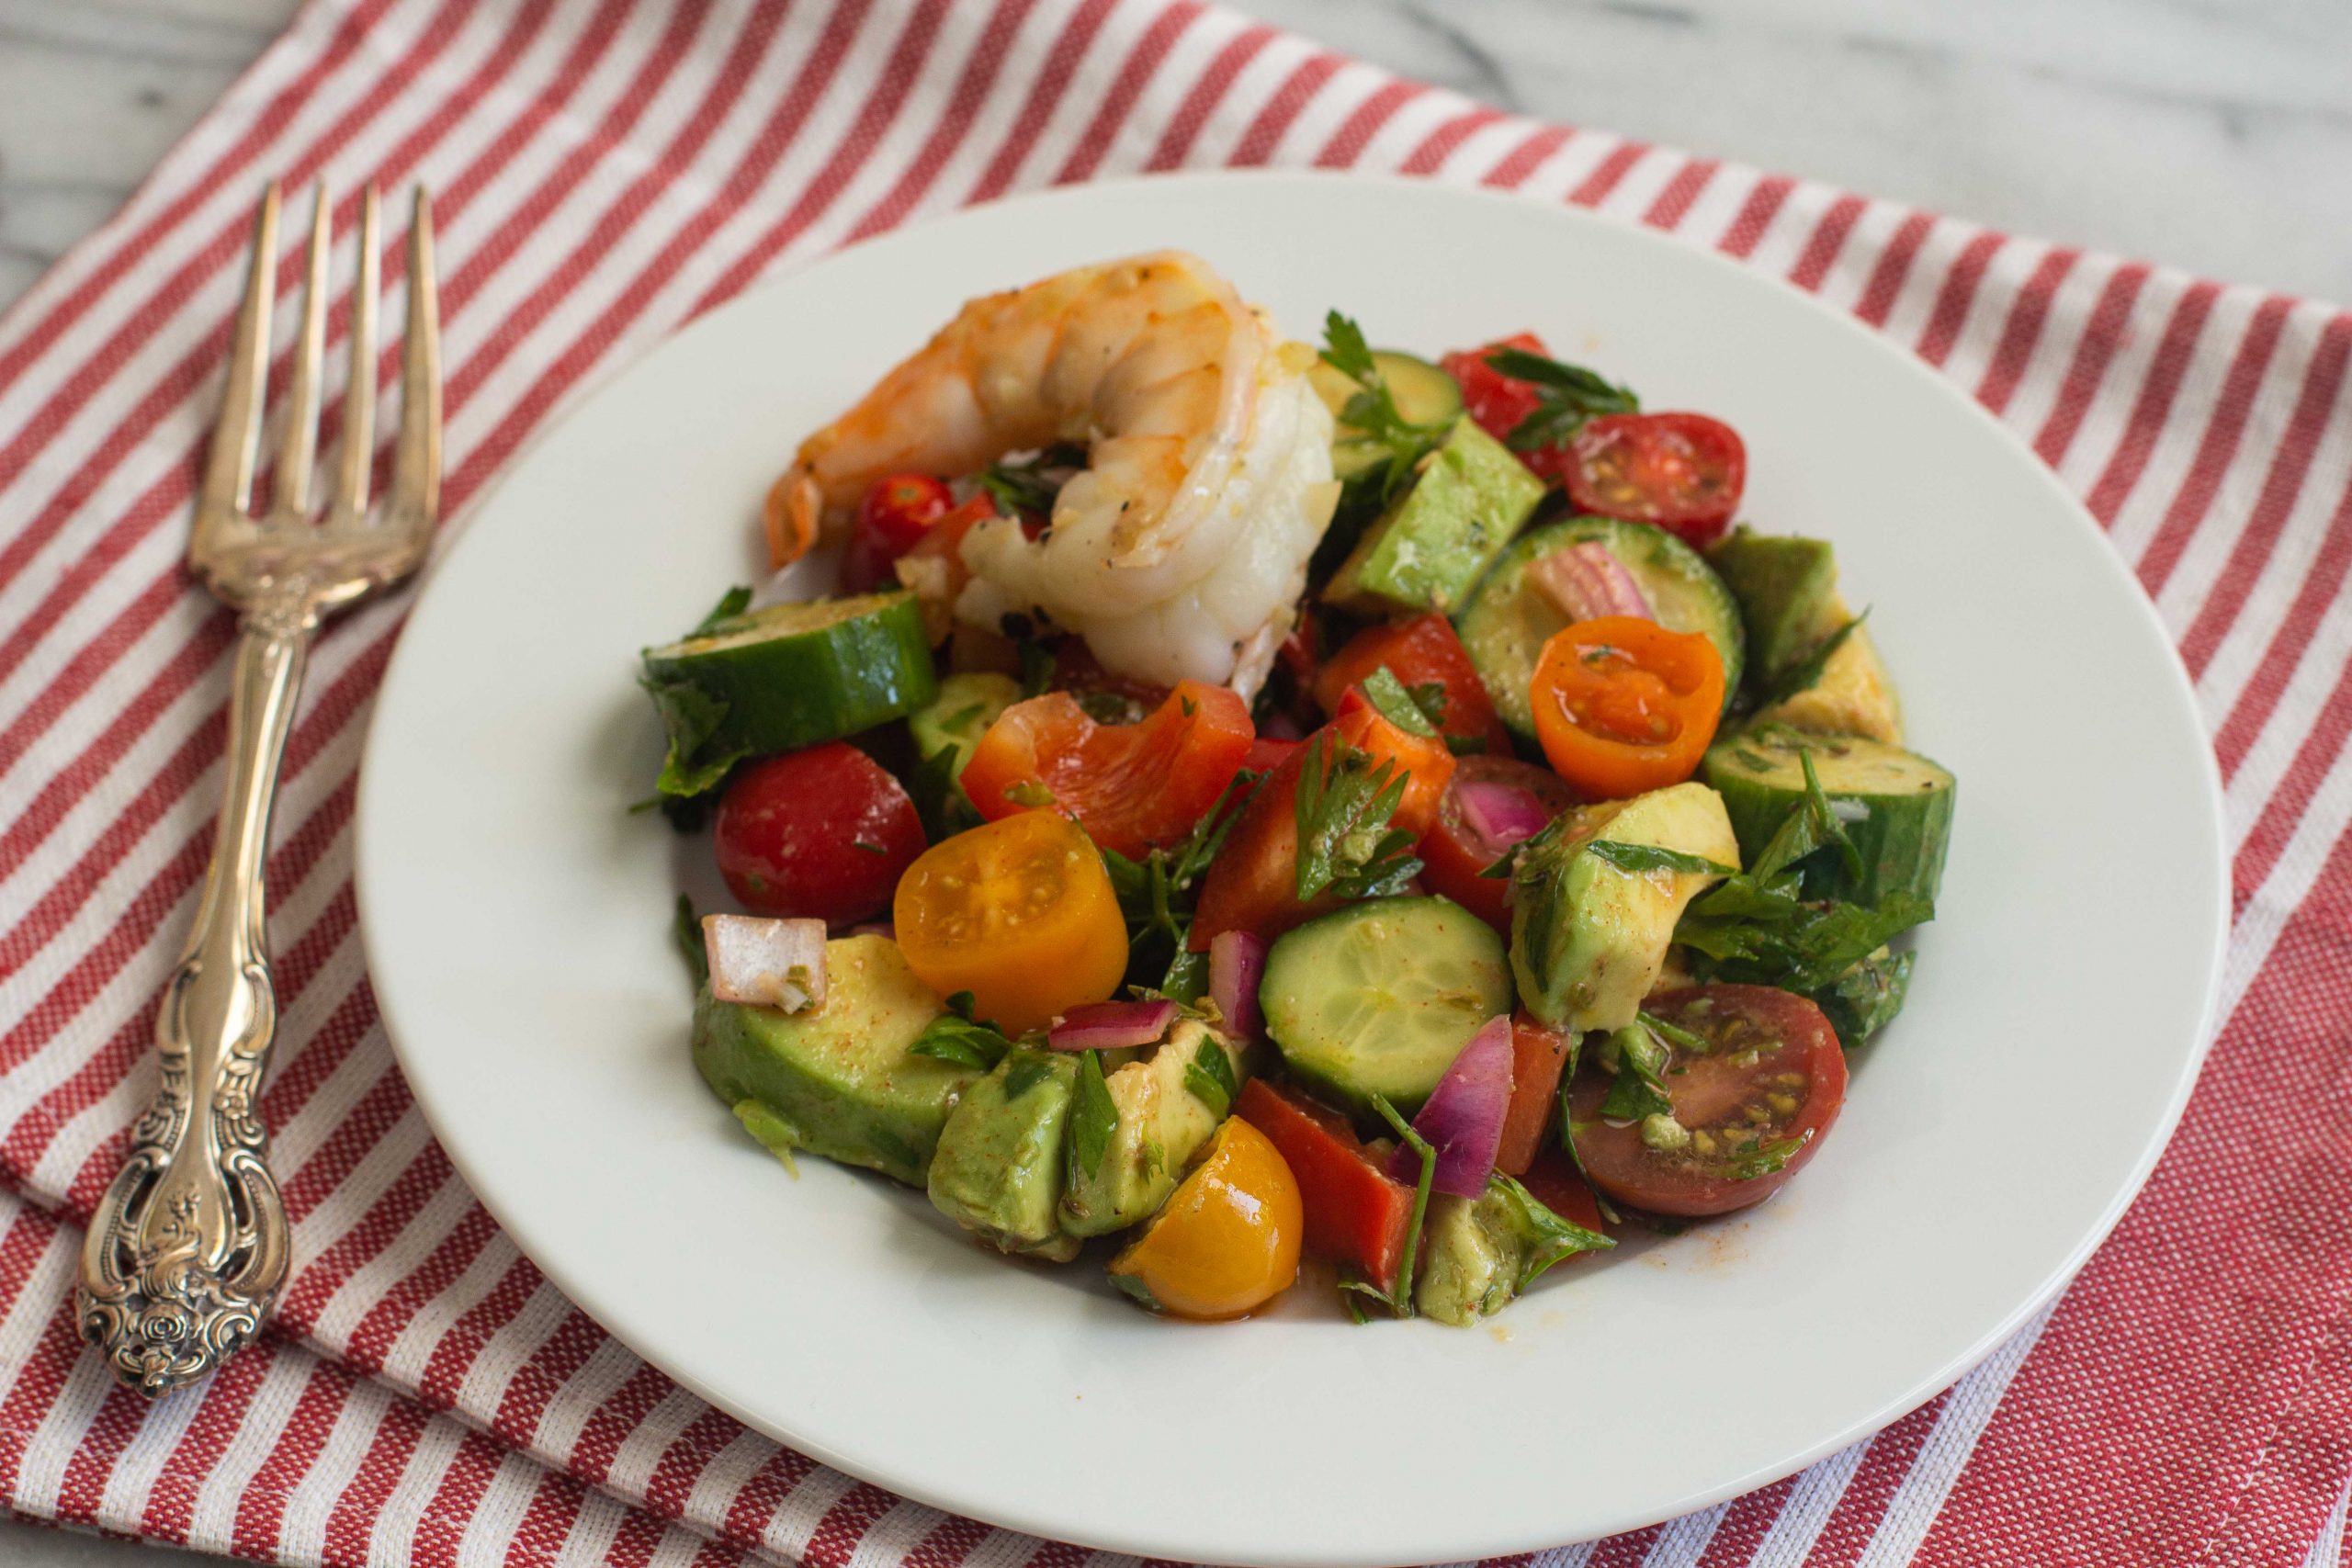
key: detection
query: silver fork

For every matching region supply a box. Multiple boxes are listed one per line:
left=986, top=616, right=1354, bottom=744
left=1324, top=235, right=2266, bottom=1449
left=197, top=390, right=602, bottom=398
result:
left=76, top=181, right=441, bottom=1397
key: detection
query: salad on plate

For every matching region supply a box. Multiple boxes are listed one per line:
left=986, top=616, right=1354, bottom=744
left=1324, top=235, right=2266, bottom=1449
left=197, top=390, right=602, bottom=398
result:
left=633, top=251, right=1955, bottom=1327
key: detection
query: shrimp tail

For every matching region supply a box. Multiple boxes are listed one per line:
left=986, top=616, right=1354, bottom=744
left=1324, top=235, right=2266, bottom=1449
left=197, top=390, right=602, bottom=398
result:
left=763, top=469, right=825, bottom=570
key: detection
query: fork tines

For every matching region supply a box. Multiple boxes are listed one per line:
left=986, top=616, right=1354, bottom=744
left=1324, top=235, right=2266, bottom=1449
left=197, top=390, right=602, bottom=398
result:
left=198, top=180, right=441, bottom=557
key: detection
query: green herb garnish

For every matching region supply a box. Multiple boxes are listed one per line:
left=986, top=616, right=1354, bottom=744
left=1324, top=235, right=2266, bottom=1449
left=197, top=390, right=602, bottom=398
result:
left=1320, top=312, right=1455, bottom=504
left=1724, top=1132, right=1810, bottom=1181
left=1338, top=1093, right=1439, bottom=1320
left=1182, top=1037, right=1238, bottom=1118
left=1489, top=1172, right=1614, bottom=1290
left=1482, top=345, right=1639, bottom=451
left=908, top=991, right=1014, bottom=1070
left=1069, top=1048, right=1118, bottom=1179
left=975, top=445, right=1080, bottom=518
left=1637, top=1009, right=1713, bottom=1056
left=1585, top=840, right=1738, bottom=877
left=1598, top=1022, right=1674, bottom=1122
left=1360, top=665, right=1439, bottom=739
left=1293, top=731, right=1421, bottom=902
left=1752, top=612, right=1867, bottom=712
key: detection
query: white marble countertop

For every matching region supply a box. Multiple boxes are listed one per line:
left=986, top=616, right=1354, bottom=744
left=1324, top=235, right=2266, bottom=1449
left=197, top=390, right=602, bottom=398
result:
left=0, top=0, right=2346, bottom=1562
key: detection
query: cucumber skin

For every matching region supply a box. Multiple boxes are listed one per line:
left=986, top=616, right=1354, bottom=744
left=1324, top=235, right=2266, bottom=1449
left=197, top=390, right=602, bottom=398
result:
left=1261, top=897, right=1511, bottom=1121
left=1703, top=740, right=1955, bottom=909
left=643, top=593, right=937, bottom=774
left=1454, top=516, right=1746, bottom=738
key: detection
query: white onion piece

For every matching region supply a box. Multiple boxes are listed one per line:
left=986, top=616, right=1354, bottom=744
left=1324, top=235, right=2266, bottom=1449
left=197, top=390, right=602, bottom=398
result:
left=703, top=914, right=826, bottom=1013
left=1527, top=542, right=1653, bottom=623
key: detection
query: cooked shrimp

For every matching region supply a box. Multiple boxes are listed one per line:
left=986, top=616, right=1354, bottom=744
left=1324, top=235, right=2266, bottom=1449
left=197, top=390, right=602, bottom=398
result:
left=775, top=252, right=1338, bottom=691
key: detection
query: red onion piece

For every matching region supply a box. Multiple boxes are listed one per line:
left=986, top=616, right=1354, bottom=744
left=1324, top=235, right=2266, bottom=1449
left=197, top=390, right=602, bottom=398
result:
left=704, top=914, right=826, bottom=1013
left=1386, top=1014, right=1513, bottom=1198
left=1453, top=778, right=1554, bottom=853
left=1208, top=930, right=1267, bottom=1043
left=1047, top=998, right=1178, bottom=1052
left=1527, top=542, right=1653, bottom=623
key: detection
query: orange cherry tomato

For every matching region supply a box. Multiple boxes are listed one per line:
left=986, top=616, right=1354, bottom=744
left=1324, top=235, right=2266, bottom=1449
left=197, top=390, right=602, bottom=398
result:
left=1108, top=1117, right=1303, bottom=1321
left=891, top=813, right=1126, bottom=1034
left=1530, top=616, right=1724, bottom=798
left=959, top=678, right=1255, bottom=861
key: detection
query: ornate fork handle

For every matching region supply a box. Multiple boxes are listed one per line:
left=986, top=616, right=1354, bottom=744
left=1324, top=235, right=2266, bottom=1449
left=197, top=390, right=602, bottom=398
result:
left=77, top=614, right=307, bottom=1396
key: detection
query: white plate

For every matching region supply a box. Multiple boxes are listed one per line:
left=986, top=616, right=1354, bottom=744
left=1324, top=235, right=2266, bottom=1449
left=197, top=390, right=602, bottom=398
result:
left=357, top=173, right=2226, bottom=1564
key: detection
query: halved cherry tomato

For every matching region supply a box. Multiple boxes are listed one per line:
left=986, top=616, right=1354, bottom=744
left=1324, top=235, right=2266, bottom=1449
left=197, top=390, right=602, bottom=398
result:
left=1329, top=686, right=1455, bottom=835
left=1516, top=1145, right=1611, bottom=1237
left=1567, top=985, right=1847, bottom=1217
left=1108, top=1116, right=1302, bottom=1320
left=1562, top=412, right=1746, bottom=547
left=1313, top=614, right=1510, bottom=755
left=1531, top=616, right=1724, bottom=798
left=841, top=473, right=955, bottom=592
left=714, top=743, right=926, bottom=925
left=1235, top=1077, right=1413, bottom=1294
left=1443, top=332, right=1551, bottom=461
left=1416, top=755, right=1580, bottom=932
left=892, top=812, right=1126, bottom=1033
left=1192, top=703, right=1454, bottom=950
left=959, top=680, right=1254, bottom=860
left=1496, top=1013, right=1574, bottom=1177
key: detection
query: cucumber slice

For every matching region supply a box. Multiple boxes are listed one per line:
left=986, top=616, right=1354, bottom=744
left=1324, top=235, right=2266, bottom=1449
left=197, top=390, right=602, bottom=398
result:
left=1702, top=726, right=1954, bottom=908
left=1308, top=351, right=1465, bottom=480
left=1455, top=516, right=1746, bottom=738
left=1261, top=897, right=1510, bottom=1120
left=641, top=592, right=937, bottom=795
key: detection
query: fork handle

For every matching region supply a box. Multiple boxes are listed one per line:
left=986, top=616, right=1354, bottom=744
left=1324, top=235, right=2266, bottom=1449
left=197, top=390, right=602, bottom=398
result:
left=78, top=618, right=307, bottom=1396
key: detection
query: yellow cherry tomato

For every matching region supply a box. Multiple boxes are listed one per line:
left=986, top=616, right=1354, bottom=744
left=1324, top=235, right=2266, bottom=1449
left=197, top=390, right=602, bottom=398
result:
left=1109, top=1117, right=1303, bottom=1321
left=893, top=812, right=1127, bottom=1034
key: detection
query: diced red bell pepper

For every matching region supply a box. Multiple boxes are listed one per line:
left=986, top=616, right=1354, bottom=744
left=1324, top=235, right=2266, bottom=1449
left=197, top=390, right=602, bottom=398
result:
left=1312, top=615, right=1510, bottom=755
left=1496, top=1013, right=1574, bottom=1176
left=1236, top=1077, right=1414, bottom=1294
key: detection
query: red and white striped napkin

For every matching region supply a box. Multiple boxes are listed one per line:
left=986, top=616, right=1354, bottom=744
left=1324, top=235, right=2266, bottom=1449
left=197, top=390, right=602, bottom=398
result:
left=1, top=1, right=2347, bottom=1562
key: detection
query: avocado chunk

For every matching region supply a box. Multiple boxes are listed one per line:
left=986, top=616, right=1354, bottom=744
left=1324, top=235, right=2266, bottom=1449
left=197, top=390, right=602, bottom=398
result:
left=1707, top=529, right=1901, bottom=741
left=1414, top=1172, right=1612, bottom=1327
left=1511, top=783, right=1740, bottom=1032
left=692, top=933, right=978, bottom=1187
left=1059, top=1021, right=1250, bottom=1237
left=1324, top=416, right=1544, bottom=615
left=928, top=1048, right=1081, bottom=1261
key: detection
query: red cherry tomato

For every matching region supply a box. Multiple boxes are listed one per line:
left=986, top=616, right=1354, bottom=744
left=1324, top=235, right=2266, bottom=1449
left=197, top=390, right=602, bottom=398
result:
left=1415, top=755, right=1579, bottom=932
left=841, top=473, right=954, bottom=592
left=1312, top=614, right=1510, bottom=755
left=1442, top=333, right=1551, bottom=457
left=1245, top=736, right=1303, bottom=773
left=1562, top=412, right=1746, bottom=547
left=714, top=743, right=926, bottom=925
left=1566, top=985, right=1846, bottom=1217
left=959, top=680, right=1254, bottom=861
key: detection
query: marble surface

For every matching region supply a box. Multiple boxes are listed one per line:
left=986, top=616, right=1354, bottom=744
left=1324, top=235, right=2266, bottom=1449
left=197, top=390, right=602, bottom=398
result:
left=0, top=0, right=2345, bottom=1562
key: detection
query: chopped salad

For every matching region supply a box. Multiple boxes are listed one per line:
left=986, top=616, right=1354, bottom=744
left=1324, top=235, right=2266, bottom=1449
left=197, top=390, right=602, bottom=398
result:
left=636, top=252, right=1955, bottom=1326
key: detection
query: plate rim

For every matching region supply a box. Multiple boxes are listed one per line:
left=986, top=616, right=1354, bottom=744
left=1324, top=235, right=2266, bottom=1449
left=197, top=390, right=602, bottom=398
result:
left=356, top=166, right=2231, bottom=1562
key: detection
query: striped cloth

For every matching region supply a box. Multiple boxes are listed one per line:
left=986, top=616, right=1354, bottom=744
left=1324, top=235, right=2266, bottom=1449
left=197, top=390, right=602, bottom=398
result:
left=0, top=0, right=2346, bottom=1562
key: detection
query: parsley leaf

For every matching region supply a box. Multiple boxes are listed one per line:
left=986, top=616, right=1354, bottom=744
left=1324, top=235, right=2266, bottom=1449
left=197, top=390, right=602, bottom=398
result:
left=1598, top=1023, right=1674, bottom=1122
left=1724, top=1132, right=1810, bottom=1181
left=1482, top=345, right=1639, bottom=451
left=1753, top=612, right=1868, bottom=712
left=1098, top=769, right=1261, bottom=993
left=975, top=445, right=1080, bottom=519
left=1000, top=1050, right=1057, bottom=1100
left=691, top=584, right=753, bottom=636
left=1637, top=1009, right=1713, bottom=1056
left=1585, top=840, right=1738, bottom=877
left=1488, top=1172, right=1614, bottom=1290
left=672, top=895, right=706, bottom=989
left=1016, top=638, right=1055, bottom=698
left=908, top=990, right=1014, bottom=1070
left=1069, top=1049, right=1118, bottom=1179
left=907, top=742, right=982, bottom=842
left=1338, top=1093, right=1439, bottom=1320
left=1293, top=731, right=1422, bottom=901
left=1360, top=665, right=1438, bottom=738
left=1319, top=311, right=1456, bottom=506
left=1182, top=1036, right=1238, bottom=1118
left=638, top=586, right=757, bottom=800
